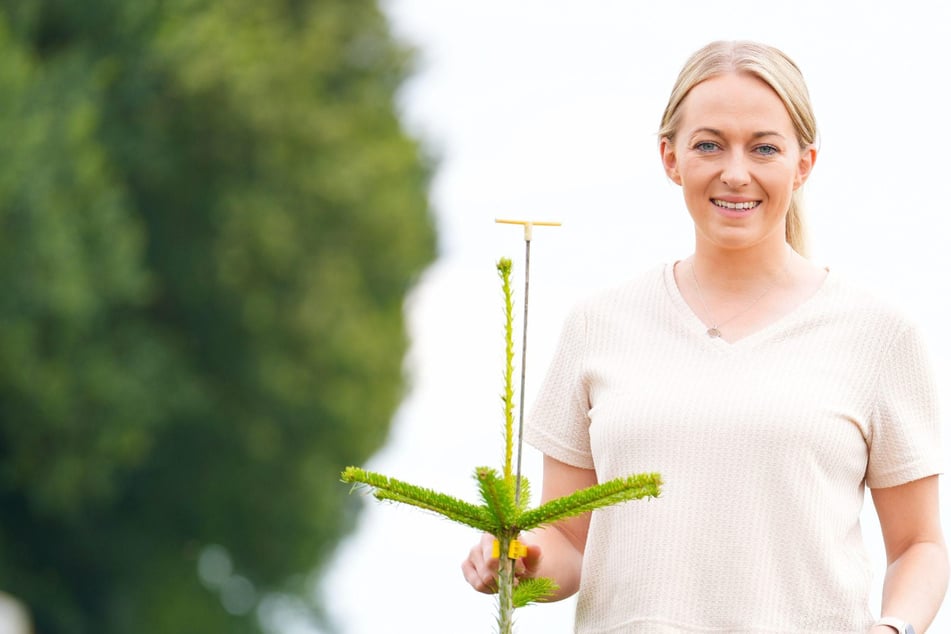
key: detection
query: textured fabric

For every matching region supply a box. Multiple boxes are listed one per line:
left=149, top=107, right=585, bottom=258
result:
left=525, top=263, right=943, bottom=634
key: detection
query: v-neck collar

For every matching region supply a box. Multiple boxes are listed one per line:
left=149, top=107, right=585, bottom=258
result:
left=662, top=261, right=833, bottom=351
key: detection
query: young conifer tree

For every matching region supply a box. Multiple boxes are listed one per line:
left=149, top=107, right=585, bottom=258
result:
left=343, top=257, right=662, bottom=633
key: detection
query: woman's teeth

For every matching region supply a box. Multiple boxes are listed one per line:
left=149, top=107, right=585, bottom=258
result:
left=713, top=199, right=759, bottom=210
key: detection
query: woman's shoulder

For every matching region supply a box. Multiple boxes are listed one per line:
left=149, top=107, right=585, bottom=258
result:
left=819, top=268, right=922, bottom=336
left=572, top=263, right=670, bottom=314
left=552, top=264, right=676, bottom=341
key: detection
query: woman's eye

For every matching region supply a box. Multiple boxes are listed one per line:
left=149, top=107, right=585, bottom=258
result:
left=694, top=141, right=719, bottom=152
left=754, top=145, right=779, bottom=156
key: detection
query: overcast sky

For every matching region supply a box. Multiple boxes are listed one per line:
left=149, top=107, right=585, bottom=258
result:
left=310, top=2, right=951, bottom=633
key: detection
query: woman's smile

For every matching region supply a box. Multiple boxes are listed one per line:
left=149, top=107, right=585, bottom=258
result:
left=711, top=198, right=761, bottom=218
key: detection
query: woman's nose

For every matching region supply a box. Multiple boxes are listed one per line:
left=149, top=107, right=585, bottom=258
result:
left=720, top=151, right=751, bottom=188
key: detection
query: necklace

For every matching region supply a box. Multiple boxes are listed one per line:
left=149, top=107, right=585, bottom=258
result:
left=689, top=248, right=791, bottom=339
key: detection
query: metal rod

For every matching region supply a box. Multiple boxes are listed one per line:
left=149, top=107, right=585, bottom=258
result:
left=494, top=219, right=561, bottom=508
left=515, top=236, right=530, bottom=508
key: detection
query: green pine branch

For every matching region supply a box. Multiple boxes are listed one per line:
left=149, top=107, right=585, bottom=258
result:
left=517, top=472, right=663, bottom=531
left=515, top=475, right=532, bottom=512
left=342, top=466, right=497, bottom=533
left=512, top=577, right=559, bottom=608
left=498, top=257, right=516, bottom=481
left=476, top=467, right=518, bottom=529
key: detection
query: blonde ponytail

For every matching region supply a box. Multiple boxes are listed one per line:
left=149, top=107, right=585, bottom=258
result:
left=786, top=191, right=808, bottom=257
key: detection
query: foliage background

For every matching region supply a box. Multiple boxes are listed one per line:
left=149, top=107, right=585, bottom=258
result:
left=0, top=1, right=435, bottom=632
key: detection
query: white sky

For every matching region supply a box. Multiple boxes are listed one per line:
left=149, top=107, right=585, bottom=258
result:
left=313, top=2, right=951, bottom=633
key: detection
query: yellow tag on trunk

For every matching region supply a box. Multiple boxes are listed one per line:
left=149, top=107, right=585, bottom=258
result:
left=508, top=539, right=527, bottom=559
left=491, top=538, right=527, bottom=560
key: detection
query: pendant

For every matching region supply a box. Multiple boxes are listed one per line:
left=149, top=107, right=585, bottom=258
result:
left=706, top=327, right=721, bottom=338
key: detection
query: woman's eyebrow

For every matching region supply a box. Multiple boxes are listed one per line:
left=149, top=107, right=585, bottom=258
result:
left=688, top=127, right=787, bottom=140
left=688, top=126, right=723, bottom=138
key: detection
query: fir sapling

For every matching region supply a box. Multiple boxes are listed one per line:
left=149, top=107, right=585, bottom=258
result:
left=343, top=254, right=662, bottom=633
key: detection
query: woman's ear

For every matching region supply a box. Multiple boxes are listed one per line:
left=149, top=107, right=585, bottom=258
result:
left=794, top=145, right=818, bottom=190
left=659, top=137, right=682, bottom=185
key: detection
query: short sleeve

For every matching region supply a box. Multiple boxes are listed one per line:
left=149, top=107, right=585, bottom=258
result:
left=523, top=304, right=595, bottom=469
left=866, top=323, right=944, bottom=488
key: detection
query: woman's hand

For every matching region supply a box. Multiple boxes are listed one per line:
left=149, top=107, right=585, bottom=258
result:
left=462, top=456, right=595, bottom=600
left=461, top=533, right=542, bottom=594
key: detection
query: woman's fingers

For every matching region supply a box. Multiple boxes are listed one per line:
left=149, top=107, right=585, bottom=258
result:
left=512, top=542, right=541, bottom=578
left=463, top=534, right=541, bottom=594
left=461, top=534, right=500, bottom=594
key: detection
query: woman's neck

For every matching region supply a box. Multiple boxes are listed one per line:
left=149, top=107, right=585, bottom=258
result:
left=690, top=239, right=794, bottom=295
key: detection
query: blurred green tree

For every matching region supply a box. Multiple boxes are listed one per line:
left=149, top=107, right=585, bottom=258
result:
left=0, top=1, right=435, bottom=632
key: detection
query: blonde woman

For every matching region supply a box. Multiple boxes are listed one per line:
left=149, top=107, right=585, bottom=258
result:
left=462, top=40, right=947, bottom=633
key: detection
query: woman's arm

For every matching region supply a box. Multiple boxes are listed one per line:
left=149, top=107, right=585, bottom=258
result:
left=461, top=455, right=597, bottom=601
left=869, top=475, right=948, bottom=633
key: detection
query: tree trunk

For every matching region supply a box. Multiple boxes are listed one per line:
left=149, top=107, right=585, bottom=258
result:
left=496, top=534, right=516, bottom=634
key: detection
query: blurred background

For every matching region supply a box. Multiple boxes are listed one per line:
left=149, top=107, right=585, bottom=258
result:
left=0, top=1, right=434, bottom=632
left=1, top=1, right=949, bottom=633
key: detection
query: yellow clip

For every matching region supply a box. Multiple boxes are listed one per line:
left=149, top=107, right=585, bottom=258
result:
left=492, top=538, right=528, bottom=560
left=508, top=539, right=528, bottom=559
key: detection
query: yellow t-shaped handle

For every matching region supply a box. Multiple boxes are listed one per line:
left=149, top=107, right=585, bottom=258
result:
left=495, top=218, right=562, bottom=241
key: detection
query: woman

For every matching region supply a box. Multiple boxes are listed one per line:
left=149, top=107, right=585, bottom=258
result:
left=462, top=40, right=947, bottom=633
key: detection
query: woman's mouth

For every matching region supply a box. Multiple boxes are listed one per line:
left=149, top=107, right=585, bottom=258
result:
left=712, top=199, right=760, bottom=210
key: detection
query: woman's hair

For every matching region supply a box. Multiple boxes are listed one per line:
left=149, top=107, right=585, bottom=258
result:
left=658, top=41, right=818, bottom=256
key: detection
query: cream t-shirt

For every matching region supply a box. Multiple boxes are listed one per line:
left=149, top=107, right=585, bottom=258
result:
left=525, top=263, right=943, bottom=634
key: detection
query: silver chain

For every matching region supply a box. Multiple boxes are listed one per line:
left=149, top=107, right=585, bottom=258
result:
left=689, top=247, right=790, bottom=338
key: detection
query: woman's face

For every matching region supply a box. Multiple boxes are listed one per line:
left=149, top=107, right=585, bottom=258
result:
left=660, top=72, right=816, bottom=252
